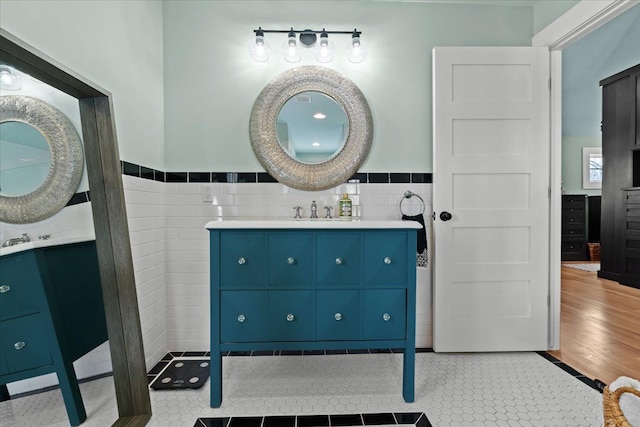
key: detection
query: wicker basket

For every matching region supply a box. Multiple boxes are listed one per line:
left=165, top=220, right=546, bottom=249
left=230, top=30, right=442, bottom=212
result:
left=603, top=385, right=640, bottom=427
left=588, top=243, right=601, bottom=261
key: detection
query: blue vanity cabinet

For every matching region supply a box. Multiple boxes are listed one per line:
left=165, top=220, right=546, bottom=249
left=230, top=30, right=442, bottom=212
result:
left=0, top=241, right=107, bottom=426
left=208, top=224, right=418, bottom=409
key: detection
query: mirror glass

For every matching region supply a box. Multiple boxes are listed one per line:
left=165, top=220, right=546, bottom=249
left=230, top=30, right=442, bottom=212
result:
left=277, top=91, right=348, bottom=164
left=0, top=121, right=51, bottom=196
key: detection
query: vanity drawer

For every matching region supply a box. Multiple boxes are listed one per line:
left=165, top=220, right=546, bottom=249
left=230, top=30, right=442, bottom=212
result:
left=363, top=289, right=406, bottom=340
left=268, top=290, right=315, bottom=341
left=316, top=232, right=361, bottom=286
left=268, top=232, right=314, bottom=287
left=364, top=232, right=408, bottom=286
left=220, top=291, right=267, bottom=343
left=220, top=232, right=267, bottom=287
left=0, top=254, right=44, bottom=321
left=317, top=290, right=361, bottom=341
left=0, top=313, right=52, bottom=375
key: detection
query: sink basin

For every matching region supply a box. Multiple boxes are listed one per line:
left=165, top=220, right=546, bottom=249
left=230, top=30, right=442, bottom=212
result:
left=0, top=235, right=96, bottom=257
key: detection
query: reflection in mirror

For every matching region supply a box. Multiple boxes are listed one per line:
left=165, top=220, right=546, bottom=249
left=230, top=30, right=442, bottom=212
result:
left=0, top=121, right=51, bottom=196
left=277, top=91, right=348, bottom=164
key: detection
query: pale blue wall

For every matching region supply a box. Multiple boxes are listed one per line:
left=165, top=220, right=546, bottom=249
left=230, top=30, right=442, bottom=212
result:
left=162, top=1, right=533, bottom=172
left=561, top=4, right=640, bottom=195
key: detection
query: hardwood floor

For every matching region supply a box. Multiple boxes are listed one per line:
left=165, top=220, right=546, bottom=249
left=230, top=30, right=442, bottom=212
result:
left=548, top=264, right=640, bottom=385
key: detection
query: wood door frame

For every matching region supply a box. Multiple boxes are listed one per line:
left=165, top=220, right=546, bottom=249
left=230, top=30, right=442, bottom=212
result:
left=532, top=0, right=636, bottom=350
left=0, top=29, right=151, bottom=427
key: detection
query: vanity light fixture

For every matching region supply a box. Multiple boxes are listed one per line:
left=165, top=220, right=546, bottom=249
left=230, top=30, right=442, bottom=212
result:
left=250, top=28, right=366, bottom=63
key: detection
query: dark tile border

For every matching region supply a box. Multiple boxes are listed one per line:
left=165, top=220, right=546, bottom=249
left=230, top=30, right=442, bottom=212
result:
left=118, top=161, right=432, bottom=185
left=537, top=352, right=604, bottom=392
left=195, top=412, right=430, bottom=427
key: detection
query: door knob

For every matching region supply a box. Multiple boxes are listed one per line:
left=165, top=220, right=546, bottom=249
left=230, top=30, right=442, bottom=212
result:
left=439, top=211, right=452, bottom=221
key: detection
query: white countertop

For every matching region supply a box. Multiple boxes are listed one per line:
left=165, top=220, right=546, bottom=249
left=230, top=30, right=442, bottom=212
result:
left=204, top=218, right=423, bottom=230
left=0, top=235, right=96, bottom=257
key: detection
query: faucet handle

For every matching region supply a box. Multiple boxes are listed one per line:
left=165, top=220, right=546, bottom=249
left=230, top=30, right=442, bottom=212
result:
left=324, top=206, right=333, bottom=219
left=22, top=233, right=30, bottom=242
left=293, top=206, right=303, bottom=219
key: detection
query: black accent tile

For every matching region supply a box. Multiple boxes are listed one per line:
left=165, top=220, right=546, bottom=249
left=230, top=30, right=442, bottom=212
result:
left=370, top=348, right=392, bottom=354
left=228, top=351, right=252, bottom=356
left=161, top=353, right=173, bottom=361
left=204, top=351, right=211, bottom=357
left=166, top=172, right=188, bottom=183
left=264, top=416, right=295, bottom=427
left=416, top=348, right=434, bottom=353
left=147, top=361, right=168, bottom=375
left=537, top=351, right=561, bottom=363
left=280, top=350, right=303, bottom=356
left=154, top=170, right=166, bottom=182
left=212, top=173, right=229, bottom=183
left=368, top=173, right=389, bottom=183
left=258, top=172, right=278, bottom=182
left=390, top=348, right=405, bottom=353
left=415, top=413, right=433, bottom=427
left=141, top=166, right=155, bottom=181
left=237, top=172, right=257, bottom=183
left=147, top=375, right=155, bottom=385
left=297, top=415, right=329, bottom=427
left=229, top=417, right=262, bottom=427
left=86, top=191, right=91, bottom=201
left=183, top=351, right=208, bottom=357
left=123, top=161, right=140, bottom=177
left=170, top=351, right=184, bottom=357
left=197, top=418, right=230, bottom=427
left=363, top=413, right=396, bottom=425
left=252, top=350, right=275, bottom=356
left=330, top=414, right=363, bottom=426
left=556, top=362, right=583, bottom=377
left=349, top=173, right=367, bottom=183
left=66, top=192, right=88, bottom=206
left=411, top=173, right=432, bottom=183
left=394, top=413, right=423, bottom=424
left=347, top=349, right=369, bottom=354
left=576, top=376, right=600, bottom=391
left=302, top=350, right=324, bottom=355
left=189, top=172, right=211, bottom=183
left=325, top=349, right=347, bottom=355
left=390, top=173, right=411, bottom=183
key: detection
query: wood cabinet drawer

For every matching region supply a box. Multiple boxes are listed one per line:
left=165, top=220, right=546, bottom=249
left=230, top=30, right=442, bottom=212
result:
left=268, top=290, right=315, bottom=341
left=0, top=314, right=52, bottom=375
left=364, top=232, right=408, bottom=286
left=316, top=233, right=361, bottom=286
left=268, top=232, right=313, bottom=287
left=561, top=241, right=586, bottom=254
left=220, top=291, right=267, bottom=342
left=220, top=232, right=267, bottom=287
left=0, top=254, right=44, bottom=321
left=363, top=289, right=406, bottom=340
left=316, top=290, right=361, bottom=341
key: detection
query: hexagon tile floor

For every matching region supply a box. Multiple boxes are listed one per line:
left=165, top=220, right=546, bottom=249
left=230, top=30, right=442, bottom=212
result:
left=0, top=351, right=603, bottom=427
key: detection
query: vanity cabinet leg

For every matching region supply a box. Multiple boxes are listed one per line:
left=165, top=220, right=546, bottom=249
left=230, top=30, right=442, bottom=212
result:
left=402, top=346, right=415, bottom=403
left=210, top=349, right=222, bottom=408
left=57, top=362, right=87, bottom=426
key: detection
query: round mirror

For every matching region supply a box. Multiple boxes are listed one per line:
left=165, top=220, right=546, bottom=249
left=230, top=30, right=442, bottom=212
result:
left=250, top=66, right=373, bottom=191
left=0, top=121, right=52, bottom=196
left=277, top=91, right=348, bottom=164
left=0, top=96, right=84, bottom=224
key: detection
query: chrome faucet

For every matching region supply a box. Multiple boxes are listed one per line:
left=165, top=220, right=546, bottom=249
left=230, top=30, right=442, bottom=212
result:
left=2, top=233, right=30, bottom=248
left=310, top=201, right=318, bottom=219
left=324, top=206, right=333, bottom=219
left=293, top=206, right=303, bottom=219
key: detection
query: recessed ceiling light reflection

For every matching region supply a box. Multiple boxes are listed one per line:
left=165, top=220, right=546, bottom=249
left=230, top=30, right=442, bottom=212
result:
left=313, top=112, right=326, bottom=119
left=312, top=142, right=320, bottom=147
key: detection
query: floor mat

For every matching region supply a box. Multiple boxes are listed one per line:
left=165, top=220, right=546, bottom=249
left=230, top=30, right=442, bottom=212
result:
left=150, top=359, right=210, bottom=390
left=562, top=263, right=600, bottom=272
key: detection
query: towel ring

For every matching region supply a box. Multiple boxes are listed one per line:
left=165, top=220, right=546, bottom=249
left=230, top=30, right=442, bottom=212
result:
left=400, top=190, right=425, bottom=215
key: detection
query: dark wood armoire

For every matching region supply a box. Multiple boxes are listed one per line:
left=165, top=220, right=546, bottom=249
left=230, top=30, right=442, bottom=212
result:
left=598, top=63, right=640, bottom=289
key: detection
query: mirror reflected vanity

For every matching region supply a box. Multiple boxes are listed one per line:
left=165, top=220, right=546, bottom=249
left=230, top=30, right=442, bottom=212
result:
left=250, top=66, right=373, bottom=191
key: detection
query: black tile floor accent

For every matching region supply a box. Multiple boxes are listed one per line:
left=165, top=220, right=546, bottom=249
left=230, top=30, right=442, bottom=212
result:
left=537, top=351, right=603, bottom=393
left=194, top=412, right=430, bottom=427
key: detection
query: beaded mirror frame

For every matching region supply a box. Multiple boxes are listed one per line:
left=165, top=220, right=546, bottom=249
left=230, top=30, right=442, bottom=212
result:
left=249, top=66, right=373, bottom=191
left=0, top=95, right=84, bottom=224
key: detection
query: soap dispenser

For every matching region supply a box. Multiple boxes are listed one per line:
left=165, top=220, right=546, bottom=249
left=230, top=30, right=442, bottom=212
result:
left=339, top=193, right=352, bottom=218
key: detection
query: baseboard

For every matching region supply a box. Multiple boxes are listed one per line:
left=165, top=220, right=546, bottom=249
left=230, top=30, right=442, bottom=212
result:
left=597, top=270, right=620, bottom=282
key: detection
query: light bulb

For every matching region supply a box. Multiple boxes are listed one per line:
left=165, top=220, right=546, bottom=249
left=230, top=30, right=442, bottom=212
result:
left=0, top=65, right=22, bottom=91
left=249, top=28, right=271, bottom=62
left=282, top=30, right=302, bottom=63
left=346, top=32, right=367, bottom=63
left=315, top=30, right=334, bottom=63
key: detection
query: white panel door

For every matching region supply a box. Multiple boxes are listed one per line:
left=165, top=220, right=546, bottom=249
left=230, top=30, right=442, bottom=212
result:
left=433, top=47, right=550, bottom=352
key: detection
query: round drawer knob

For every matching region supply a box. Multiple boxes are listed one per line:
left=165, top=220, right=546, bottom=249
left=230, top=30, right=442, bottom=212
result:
left=237, top=257, right=246, bottom=265
left=335, top=258, right=343, bottom=265
left=287, top=257, right=295, bottom=265
left=0, top=285, right=11, bottom=293
left=384, top=257, right=392, bottom=265
left=14, top=341, right=25, bottom=350
left=286, top=314, right=295, bottom=322
left=382, top=313, right=391, bottom=322
left=237, top=314, right=246, bottom=323
left=334, top=313, right=342, bottom=321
